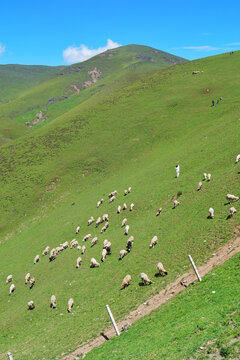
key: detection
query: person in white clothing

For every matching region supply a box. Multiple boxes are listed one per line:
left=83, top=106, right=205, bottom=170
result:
left=175, top=164, right=180, bottom=178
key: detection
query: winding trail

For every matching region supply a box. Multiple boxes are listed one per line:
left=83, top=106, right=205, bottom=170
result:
left=62, top=233, right=240, bottom=360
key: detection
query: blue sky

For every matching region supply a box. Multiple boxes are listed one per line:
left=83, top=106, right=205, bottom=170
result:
left=0, top=0, right=240, bottom=65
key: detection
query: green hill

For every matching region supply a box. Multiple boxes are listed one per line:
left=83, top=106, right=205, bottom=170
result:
left=0, top=49, right=239, bottom=360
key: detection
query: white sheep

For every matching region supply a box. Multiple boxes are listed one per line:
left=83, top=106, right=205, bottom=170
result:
left=230, top=207, right=237, bottom=217
left=124, top=189, right=128, bottom=196
left=96, top=217, right=102, bottom=227
left=104, top=241, right=111, bottom=254
left=30, top=277, right=35, bottom=289
left=76, top=245, right=81, bottom=250
left=88, top=217, right=94, bottom=226
left=126, top=236, right=134, bottom=252
left=49, top=248, right=57, bottom=261
left=102, top=214, right=109, bottom=221
left=121, top=274, right=131, bottom=289
left=130, top=203, right=134, bottom=211
left=81, top=245, right=86, bottom=254
left=125, top=225, right=130, bottom=235
left=119, top=249, right=128, bottom=260
left=34, top=255, right=40, bottom=264
left=156, top=207, right=162, bottom=216
left=50, top=295, right=56, bottom=308
left=101, top=248, right=107, bottom=262
left=209, top=207, right=214, bottom=218
left=97, top=201, right=101, bottom=208
left=235, top=154, right=240, bottom=163
left=100, top=222, right=109, bottom=233
left=27, top=301, right=35, bottom=310
left=117, top=205, right=121, bottom=214
left=42, top=246, right=50, bottom=256
left=150, top=236, right=158, bottom=248
left=207, top=173, right=211, bottom=181
left=25, top=273, right=31, bottom=284
left=91, top=257, right=100, bottom=268
left=173, top=200, right=180, bottom=208
left=122, top=218, right=127, bottom=227
left=61, top=241, right=69, bottom=249
left=141, top=272, right=152, bottom=285
left=128, top=187, right=132, bottom=193
left=67, top=298, right=74, bottom=312
left=9, top=283, right=15, bottom=295
left=197, top=182, right=202, bottom=191
left=203, top=173, right=207, bottom=180
left=156, top=262, right=168, bottom=275
left=83, top=234, right=91, bottom=242
left=70, top=239, right=79, bottom=248
left=6, top=275, right=13, bottom=284
left=91, top=236, right=98, bottom=247
left=123, top=203, right=127, bottom=210
left=75, top=226, right=80, bottom=234
left=76, top=257, right=82, bottom=268
left=109, top=196, right=116, bottom=203
left=226, top=194, right=239, bottom=202
left=108, top=190, right=118, bottom=198
left=100, top=198, right=104, bottom=204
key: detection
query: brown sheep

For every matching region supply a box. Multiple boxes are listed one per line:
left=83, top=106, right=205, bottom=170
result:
left=121, top=274, right=131, bottom=289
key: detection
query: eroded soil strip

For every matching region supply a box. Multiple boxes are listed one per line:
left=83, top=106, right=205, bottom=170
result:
left=62, top=235, right=240, bottom=359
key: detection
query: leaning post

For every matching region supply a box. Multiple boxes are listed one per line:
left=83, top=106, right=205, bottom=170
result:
left=188, top=254, right=202, bottom=282
left=105, top=304, right=120, bottom=336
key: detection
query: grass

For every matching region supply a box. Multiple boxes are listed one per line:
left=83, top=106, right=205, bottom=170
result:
left=0, top=49, right=239, bottom=359
left=85, top=253, right=240, bottom=360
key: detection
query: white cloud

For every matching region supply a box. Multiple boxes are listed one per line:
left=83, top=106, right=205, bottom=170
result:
left=225, top=42, right=240, bottom=46
left=181, top=45, right=219, bottom=51
left=63, top=39, right=121, bottom=64
left=0, top=42, right=6, bottom=56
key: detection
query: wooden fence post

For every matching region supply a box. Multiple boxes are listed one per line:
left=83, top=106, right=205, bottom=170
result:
left=106, top=304, right=120, bottom=336
left=188, top=254, right=202, bottom=282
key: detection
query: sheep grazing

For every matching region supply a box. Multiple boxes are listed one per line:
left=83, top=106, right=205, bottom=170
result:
left=100, top=198, right=104, bottom=204
left=91, top=236, right=98, bottom=247
left=42, top=246, right=50, bottom=256
left=130, top=203, right=134, bottom=211
left=207, top=173, right=211, bottom=181
left=25, top=273, right=31, bottom=284
left=29, top=277, right=35, bottom=289
left=102, top=214, right=109, bottom=221
left=56, top=246, right=64, bottom=253
left=197, top=182, right=202, bottom=191
left=108, top=190, right=118, bottom=198
left=117, top=205, right=121, bottom=214
left=109, top=196, right=116, bottom=203
left=6, top=274, right=13, bottom=284
left=122, top=218, right=127, bottom=227
left=125, top=225, right=130, bottom=235
left=76, top=257, right=82, bottom=268
left=34, top=255, right=40, bottom=264
left=91, top=257, right=100, bottom=268
left=203, top=173, right=207, bottom=180
left=101, top=222, right=109, bottom=233
left=124, top=189, right=128, bottom=196
left=97, top=201, right=101, bottom=208
left=126, top=236, right=134, bottom=252
left=27, top=301, right=35, bottom=310
left=96, top=217, right=102, bottom=227
left=229, top=207, right=237, bottom=217
left=128, top=187, right=132, bottom=193
left=76, top=226, right=80, bottom=234
left=173, top=200, right=180, bottom=208
left=156, top=207, right=162, bottom=216
left=49, top=248, right=57, bottom=261
left=101, top=248, right=107, bottom=262
left=81, top=245, right=86, bottom=254
left=156, top=262, right=168, bottom=275
left=50, top=295, right=56, bottom=309
left=119, top=249, right=128, bottom=260
left=67, top=298, right=74, bottom=313
left=61, top=241, right=69, bottom=249
left=9, top=283, right=15, bottom=295
left=70, top=239, right=79, bottom=248
left=76, top=245, right=81, bottom=250
left=209, top=207, right=214, bottom=219
left=141, top=272, right=152, bottom=285
left=121, top=274, right=131, bottom=289
left=226, top=194, right=239, bottom=202
left=123, top=203, right=127, bottom=210
left=150, top=236, right=158, bottom=248
left=103, top=240, right=112, bottom=254
left=83, top=234, right=91, bottom=242
left=88, top=216, right=95, bottom=226
left=235, top=154, right=240, bottom=163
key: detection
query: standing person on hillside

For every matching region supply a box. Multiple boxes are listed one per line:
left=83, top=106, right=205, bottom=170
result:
left=212, top=100, right=215, bottom=107
left=175, top=164, right=180, bottom=178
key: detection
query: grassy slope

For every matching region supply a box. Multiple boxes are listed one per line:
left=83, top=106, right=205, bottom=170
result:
left=85, top=253, right=240, bottom=360
left=0, top=116, right=31, bottom=145
left=0, top=64, right=65, bottom=102
left=0, top=45, right=186, bottom=123
left=0, top=51, right=239, bottom=359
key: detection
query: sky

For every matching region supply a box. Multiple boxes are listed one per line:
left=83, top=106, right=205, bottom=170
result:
left=0, top=0, right=240, bottom=66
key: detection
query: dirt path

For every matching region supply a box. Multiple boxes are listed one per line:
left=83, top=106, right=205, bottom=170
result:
left=62, top=234, right=240, bottom=359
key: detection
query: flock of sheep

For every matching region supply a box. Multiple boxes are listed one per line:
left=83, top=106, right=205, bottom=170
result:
left=4, top=154, right=240, bottom=312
